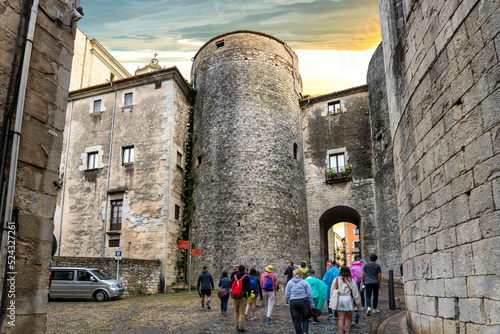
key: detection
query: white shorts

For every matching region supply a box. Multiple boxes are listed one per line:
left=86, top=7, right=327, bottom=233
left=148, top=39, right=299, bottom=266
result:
left=337, top=295, right=354, bottom=311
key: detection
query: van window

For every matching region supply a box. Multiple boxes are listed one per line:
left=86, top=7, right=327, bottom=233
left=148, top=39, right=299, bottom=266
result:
left=52, top=271, right=74, bottom=280
left=90, top=269, right=111, bottom=280
left=77, top=271, right=93, bottom=281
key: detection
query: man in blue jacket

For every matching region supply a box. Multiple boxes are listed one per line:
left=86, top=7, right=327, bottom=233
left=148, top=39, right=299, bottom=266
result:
left=322, top=265, right=340, bottom=318
left=197, top=266, right=214, bottom=310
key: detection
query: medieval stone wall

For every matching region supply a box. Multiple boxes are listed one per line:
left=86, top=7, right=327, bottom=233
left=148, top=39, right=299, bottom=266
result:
left=191, top=31, right=308, bottom=278
left=0, top=0, right=75, bottom=331
left=378, top=0, right=499, bottom=332
left=367, top=44, right=402, bottom=276
left=302, top=88, right=378, bottom=276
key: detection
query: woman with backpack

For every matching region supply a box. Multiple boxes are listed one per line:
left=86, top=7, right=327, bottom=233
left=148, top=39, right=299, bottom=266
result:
left=245, top=268, right=260, bottom=320
left=330, top=266, right=361, bottom=334
left=218, top=271, right=231, bottom=316
left=261, top=265, right=278, bottom=325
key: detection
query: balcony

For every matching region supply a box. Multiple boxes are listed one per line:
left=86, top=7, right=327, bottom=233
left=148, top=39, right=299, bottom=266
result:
left=325, top=167, right=352, bottom=184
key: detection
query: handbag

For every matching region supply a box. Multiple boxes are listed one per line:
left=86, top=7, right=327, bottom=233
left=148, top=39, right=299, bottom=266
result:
left=329, top=278, right=339, bottom=310
left=217, top=288, right=228, bottom=298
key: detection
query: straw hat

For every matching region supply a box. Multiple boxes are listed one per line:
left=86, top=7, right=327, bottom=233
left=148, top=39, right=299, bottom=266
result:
left=265, top=265, right=274, bottom=273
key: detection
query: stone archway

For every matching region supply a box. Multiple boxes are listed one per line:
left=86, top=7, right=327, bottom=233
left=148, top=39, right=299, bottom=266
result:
left=319, top=206, right=361, bottom=276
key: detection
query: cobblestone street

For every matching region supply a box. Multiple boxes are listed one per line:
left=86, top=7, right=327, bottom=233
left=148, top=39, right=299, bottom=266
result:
left=47, top=282, right=404, bottom=334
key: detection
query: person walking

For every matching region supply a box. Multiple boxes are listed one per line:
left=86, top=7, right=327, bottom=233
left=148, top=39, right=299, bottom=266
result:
left=245, top=268, right=260, bottom=320
left=284, top=262, right=294, bottom=305
left=261, top=265, right=278, bottom=325
left=300, top=261, right=309, bottom=279
left=349, top=256, right=365, bottom=310
left=285, top=268, right=314, bottom=334
left=330, top=266, right=361, bottom=334
left=256, top=270, right=263, bottom=307
left=322, top=263, right=340, bottom=318
left=218, top=271, right=231, bottom=316
left=305, top=269, right=328, bottom=323
left=361, top=254, right=382, bottom=315
left=197, top=266, right=214, bottom=310
left=230, top=264, right=251, bottom=332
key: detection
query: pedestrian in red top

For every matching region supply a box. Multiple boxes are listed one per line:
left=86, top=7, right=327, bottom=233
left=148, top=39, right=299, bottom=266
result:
left=261, top=265, right=278, bottom=325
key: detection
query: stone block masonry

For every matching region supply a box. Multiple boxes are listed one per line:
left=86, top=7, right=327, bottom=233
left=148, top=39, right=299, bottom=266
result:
left=378, top=0, right=500, bottom=332
left=191, top=31, right=308, bottom=278
left=0, top=0, right=75, bottom=332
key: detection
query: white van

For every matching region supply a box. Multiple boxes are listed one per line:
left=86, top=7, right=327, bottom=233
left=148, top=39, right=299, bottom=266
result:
left=49, top=267, right=124, bottom=301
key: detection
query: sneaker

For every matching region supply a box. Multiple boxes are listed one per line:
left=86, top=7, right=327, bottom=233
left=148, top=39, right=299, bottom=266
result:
left=277, top=303, right=280, bottom=306
left=251, top=316, right=258, bottom=321
left=327, top=313, right=333, bottom=318
left=238, top=329, right=245, bottom=333
left=267, top=318, right=272, bottom=325
left=201, top=305, right=205, bottom=310
left=284, top=303, right=289, bottom=306
left=367, top=307, right=372, bottom=316
left=362, top=306, right=365, bottom=311
left=373, top=308, right=379, bottom=313
left=207, top=301, right=211, bottom=309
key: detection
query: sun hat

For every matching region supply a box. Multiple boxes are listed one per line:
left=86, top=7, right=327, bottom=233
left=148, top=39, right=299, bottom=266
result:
left=265, top=265, right=274, bottom=273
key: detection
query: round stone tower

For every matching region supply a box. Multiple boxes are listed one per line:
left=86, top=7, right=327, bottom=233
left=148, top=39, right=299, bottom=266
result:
left=191, top=31, right=308, bottom=276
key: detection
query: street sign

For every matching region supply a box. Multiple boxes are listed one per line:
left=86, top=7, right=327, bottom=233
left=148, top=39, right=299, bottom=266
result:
left=178, top=240, right=190, bottom=249
left=115, top=251, right=122, bottom=260
left=191, top=249, right=203, bottom=256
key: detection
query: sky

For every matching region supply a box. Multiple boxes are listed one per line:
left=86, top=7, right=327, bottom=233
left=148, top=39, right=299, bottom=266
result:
left=78, top=0, right=382, bottom=95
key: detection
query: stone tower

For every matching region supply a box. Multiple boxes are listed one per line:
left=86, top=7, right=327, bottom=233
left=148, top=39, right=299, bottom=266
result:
left=378, top=0, right=499, bottom=332
left=191, top=31, right=309, bottom=275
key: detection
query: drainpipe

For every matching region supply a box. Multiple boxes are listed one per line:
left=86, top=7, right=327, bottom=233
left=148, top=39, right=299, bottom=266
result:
left=282, top=43, right=312, bottom=267
left=300, top=99, right=311, bottom=267
left=102, top=83, right=117, bottom=257
left=57, top=98, right=74, bottom=255
left=0, top=0, right=39, bottom=304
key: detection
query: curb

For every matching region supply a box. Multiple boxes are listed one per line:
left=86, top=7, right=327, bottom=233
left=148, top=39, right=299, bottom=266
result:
left=377, top=310, right=407, bottom=334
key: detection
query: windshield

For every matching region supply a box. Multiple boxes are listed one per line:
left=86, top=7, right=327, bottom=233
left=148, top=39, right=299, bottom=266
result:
left=90, top=269, right=111, bottom=280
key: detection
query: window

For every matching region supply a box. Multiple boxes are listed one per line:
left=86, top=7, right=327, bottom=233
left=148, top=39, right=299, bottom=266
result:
left=93, top=100, right=101, bottom=113
left=77, top=271, right=92, bottom=281
left=87, top=152, right=98, bottom=169
left=353, top=241, right=360, bottom=249
left=177, top=151, right=183, bottom=167
left=329, top=153, right=345, bottom=173
left=175, top=204, right=180, bottom=221
left=110, top=200, right=123, bottom=231
left=215, top=40, right=224, bottom=49
left=122, top=146, right=134, bottom=164
left=354, top=228, right=359, bottom=235
left=155, top=81, right=162, bottom=89
left=328, top=101, right=341, bottom=114
left=109, top=239, right=120, bottom=247
left=51, top=270, right=74, bottom=281
left=293, top=143, right=299, bottom=160
left=124, top=93, right=133, bottom=106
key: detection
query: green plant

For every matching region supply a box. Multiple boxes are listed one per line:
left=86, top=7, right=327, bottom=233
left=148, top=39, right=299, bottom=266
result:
left=342, top=165, right=352, bottom=176
left=325, top=168, right=336, bottom=178
left=137, top=285, right=144, bottom=295
left=376, top=89, right=383, bottom=98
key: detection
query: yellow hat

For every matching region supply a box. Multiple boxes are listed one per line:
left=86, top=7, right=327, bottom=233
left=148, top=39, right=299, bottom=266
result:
left=265, top=265, right=274, bottom=273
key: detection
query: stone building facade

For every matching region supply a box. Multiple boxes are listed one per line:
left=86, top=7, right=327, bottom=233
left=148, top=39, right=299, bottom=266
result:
left=377, top=0, right=499, bottom=332
left=190, top=31, right=309, bottom=277
left=0, top=0, right=75, bottom=331
left=69, top=28, right=130, bottom=91
left=53, top=67, right=192, bottom=284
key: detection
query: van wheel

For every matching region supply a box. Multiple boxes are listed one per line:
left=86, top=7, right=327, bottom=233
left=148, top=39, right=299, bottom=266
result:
left=94, top=290, right=107, bottom=302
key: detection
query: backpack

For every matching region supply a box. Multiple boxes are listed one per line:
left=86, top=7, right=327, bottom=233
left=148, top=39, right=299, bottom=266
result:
left=263, top=276, right=274, bottom=290
left=250, top=276, right=257, bottom=291
left=231, top=274, right=247, bottom=299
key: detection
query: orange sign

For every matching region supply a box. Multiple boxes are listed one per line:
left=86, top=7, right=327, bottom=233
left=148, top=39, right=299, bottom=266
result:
left=191, top=249, right=203, bottom=256
left=178, top=240, right=190, bottom=249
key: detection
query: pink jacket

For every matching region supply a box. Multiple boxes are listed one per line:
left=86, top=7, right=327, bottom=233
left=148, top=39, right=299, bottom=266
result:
left=349, top=261, right=364, bottom=286
left=261, top=272, right=278, bottom=292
